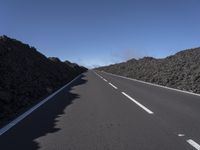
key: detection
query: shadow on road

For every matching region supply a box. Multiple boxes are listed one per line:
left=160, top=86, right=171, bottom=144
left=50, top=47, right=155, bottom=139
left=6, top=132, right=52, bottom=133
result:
left=0, top=74, right=87, bottom=150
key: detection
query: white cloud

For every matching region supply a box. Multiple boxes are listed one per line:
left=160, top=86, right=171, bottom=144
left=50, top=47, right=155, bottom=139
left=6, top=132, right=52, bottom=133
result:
left=110, top=48, right=145, bottom=62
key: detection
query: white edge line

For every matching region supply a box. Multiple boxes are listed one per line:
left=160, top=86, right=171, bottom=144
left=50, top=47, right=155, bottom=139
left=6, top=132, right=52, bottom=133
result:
left=187, top=139, right=200, bottom=150
left=0, top=74, right=82, bottom=136
left=121, top=92, right=154, bottom=114
left=101, top=71, right=200, bottom=97
left=109, top=83, right=118, bottom=89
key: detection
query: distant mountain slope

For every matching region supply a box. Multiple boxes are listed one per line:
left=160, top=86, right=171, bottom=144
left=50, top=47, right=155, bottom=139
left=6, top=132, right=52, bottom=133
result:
left=0, top=35, right=87, bottom=122
left=97, top=47, right=200, bottom=94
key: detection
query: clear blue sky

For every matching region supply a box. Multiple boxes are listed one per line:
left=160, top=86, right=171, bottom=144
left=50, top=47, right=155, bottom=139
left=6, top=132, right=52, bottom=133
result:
left=1, top=0, right=200, bottom=68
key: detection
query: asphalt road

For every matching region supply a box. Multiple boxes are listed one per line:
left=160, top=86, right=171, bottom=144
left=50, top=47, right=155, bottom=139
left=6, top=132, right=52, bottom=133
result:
left=0, top=70, right=200, bottom=150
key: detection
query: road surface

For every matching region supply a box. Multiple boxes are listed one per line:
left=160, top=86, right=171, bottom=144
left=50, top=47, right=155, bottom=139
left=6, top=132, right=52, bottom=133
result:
left=0, top=70, right=200, bottom=150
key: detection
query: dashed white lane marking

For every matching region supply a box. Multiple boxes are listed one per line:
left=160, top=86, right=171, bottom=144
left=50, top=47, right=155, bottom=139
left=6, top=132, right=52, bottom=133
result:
left=93, top=71, right=108, bottom=83
left=93, top=72, right=105, bottom=80
left=101, top=71, right=200, bottom=97
left=96, top=71, right=200, bottom=150
left=103, top=79, right=108, bottom=82
left=121, top=92, right=154, bottom=114
left=178, top=134, right=185, bottom=137
left=108, top=83, right=118, bottom=89
left=94, top=72, right=102, bottom=78
left=187, top=139, right=200, bottom=150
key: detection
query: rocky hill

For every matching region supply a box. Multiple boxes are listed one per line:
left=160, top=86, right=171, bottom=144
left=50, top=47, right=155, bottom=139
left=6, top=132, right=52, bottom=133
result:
left=0, top=35, right=87, bottom=122
left=97, top=47, right=200, bottom=94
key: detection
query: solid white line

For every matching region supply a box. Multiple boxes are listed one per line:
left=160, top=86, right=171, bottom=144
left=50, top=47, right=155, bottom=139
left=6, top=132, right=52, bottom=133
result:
left=103, top=79, right=108, bottom=82
left=101, top=71, right=200, bottom=97
left=109, top=83, right=118, bottom=89
left=187, top=139, right=200, bottom=150
left=0, top=74, right=82, bottom=136
left=121, top=92, right=154, bottom=114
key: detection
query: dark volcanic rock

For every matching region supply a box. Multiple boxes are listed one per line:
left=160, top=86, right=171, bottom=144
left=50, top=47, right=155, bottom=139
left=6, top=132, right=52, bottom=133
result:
left=0, top=35, right=87, bottom=122
left=97, top=47, right=200, bottom=94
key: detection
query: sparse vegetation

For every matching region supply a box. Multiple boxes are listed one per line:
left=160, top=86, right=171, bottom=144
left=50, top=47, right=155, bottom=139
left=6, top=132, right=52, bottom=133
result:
left=0, top=35, right=87, bottom=123
left=97, top=48, right=200, bottom=94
